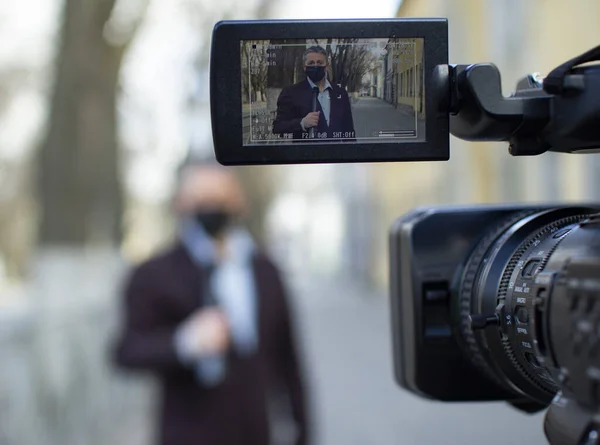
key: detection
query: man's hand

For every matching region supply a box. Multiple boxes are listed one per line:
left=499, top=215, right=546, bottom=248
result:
left=176, top=308, right=231, bottom=359
left=194, top=308, right=230, bottom=355
left=301, top=111, right=320, bottom=130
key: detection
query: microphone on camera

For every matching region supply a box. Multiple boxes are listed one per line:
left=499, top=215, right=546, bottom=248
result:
left=309, top=86, right=319, bottom=138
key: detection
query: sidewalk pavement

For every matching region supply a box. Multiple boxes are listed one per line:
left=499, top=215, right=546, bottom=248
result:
left=287, top=272, right=547, bottom=445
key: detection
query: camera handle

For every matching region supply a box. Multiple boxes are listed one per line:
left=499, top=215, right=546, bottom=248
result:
left=432, top=44, right=600, bottom=157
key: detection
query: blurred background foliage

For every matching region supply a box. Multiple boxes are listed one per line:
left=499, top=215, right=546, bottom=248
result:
left=0, top=0, right=597, bottom=293
left=0, top=0, right=599, bottom=444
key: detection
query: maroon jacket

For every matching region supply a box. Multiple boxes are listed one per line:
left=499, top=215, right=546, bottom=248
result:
left=114, top=244, right=309, bottom=445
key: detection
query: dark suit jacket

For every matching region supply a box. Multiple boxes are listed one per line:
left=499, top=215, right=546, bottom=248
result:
left=114, top=244, right=309, bottom=445
left=272, top=79, right=355, bottom=141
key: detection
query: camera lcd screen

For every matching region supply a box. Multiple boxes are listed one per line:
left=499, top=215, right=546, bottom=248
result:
left=211, top=19, right=448, bottom=165
left=241, top=38, right=425, bottom=146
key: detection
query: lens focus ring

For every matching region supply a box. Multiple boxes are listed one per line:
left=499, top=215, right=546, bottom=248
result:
left=496, top=215, right=587, bottom=396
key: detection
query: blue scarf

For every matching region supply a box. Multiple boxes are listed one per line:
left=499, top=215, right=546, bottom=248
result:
left=179, top=218, right=259, bottom=385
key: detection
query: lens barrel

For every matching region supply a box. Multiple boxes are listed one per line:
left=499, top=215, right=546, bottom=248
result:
left=457, top=207, right=600, bottom=404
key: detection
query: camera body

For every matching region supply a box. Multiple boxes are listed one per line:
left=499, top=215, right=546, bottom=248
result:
left=388, top=204, right=531, bottom=402
left=389, top=203, right=600, bottom=443
left=389, top=204, right=595, bottom=400
left=209, top=20, right=600, bottom=443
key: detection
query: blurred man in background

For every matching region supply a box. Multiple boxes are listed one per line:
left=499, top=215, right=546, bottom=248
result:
left=114, top=161, right=310, bottom=445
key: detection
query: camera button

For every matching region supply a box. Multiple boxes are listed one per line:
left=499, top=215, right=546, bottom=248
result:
left=516, top=307, right=529, bottom=324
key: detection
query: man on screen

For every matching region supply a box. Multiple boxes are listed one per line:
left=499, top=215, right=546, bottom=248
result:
left=272, top=46, right=355, bottom=141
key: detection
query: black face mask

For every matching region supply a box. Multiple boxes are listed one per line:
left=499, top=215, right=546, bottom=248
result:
left=194, top=210, right=232, bottom=238
left=305, top=65, right=326, bottom=83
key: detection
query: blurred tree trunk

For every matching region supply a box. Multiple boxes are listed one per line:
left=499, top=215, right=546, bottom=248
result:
left=38, top=0, right=140, bottom=247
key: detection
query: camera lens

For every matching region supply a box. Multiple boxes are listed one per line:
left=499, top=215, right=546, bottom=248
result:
left=456, top=206, right=600, bottom=405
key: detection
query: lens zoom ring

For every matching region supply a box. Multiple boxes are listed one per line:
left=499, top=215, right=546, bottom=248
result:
left=458, top=211, right=535, bottom=386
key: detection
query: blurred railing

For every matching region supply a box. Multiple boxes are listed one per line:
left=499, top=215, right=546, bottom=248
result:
left=0, top=254, right=157, bottom=445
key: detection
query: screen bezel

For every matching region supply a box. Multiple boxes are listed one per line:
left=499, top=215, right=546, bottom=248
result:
left=210, top=19, right=449, bottom=165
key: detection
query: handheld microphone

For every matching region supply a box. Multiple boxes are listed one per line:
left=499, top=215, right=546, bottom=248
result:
left=309, top=86, right=319, bottom=138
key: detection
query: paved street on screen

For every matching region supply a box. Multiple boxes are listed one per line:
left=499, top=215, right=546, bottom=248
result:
left=351, top=97, right=425, bottom=141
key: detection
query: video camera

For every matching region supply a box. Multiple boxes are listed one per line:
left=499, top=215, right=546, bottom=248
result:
left=210, top=18, right=600, bottom=444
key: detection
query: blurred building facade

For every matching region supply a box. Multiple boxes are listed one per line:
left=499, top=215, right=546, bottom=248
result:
left=367, top=62, right=384, bottom=98
left=383, top=38, right=424, bottom=117
left=367, top=0, right=600, bottom=288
